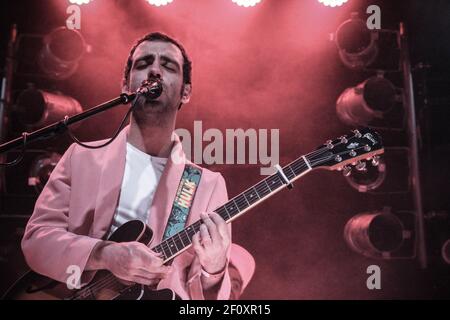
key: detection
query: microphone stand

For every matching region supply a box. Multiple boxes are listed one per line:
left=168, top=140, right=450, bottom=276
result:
left=0, top=92, right=137, bottom=155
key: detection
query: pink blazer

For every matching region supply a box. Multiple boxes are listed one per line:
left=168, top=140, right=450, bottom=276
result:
left=21, top=126, right=231, bottom=300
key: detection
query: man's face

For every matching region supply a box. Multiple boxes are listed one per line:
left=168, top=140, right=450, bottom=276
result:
left=127, top=40, right=190, bottom=115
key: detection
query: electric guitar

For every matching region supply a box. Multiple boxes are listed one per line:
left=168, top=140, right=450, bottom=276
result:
left=3, top=128, right=384, bottom=300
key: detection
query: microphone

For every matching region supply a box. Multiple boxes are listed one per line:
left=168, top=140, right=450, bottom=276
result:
left=136, top=79, right=163, bottom=99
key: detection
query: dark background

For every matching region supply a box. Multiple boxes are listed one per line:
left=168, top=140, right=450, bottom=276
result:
left=0, top=0, right=449, bottom=299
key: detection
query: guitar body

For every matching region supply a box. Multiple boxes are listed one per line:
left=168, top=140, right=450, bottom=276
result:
left=3, top=220, right=179, bottom=300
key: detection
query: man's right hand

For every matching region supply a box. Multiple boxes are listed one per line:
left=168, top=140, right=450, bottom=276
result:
left=87, top=241, right=171, bottom=286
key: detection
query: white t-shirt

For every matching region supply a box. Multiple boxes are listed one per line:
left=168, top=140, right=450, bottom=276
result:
left=108, top=142, right=167, bottom=237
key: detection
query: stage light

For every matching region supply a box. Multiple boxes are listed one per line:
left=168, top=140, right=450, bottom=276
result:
left=38, top=27, right=87, bottom=80
left=442, top=239, right=450, bottom=265
left=69, top=0, right=92, bottom=5
left=146, top=0, right=173, bottom=6
left=333, top=13, right=378, bottom=70
left=231, top=0, right=262, bottom=7
left=16, top=88, right=82, bottom=128
left=28, top=152, right=62, bottom=193
left=318, top=0, right=348, bottom=7
left=336, top=75, right=397, bottom=126
left=344, top=156, right=385, bottom=192
left=344, top=210, right=405, bottom=259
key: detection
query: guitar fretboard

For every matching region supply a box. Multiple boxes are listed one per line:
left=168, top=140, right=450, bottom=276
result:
left=151, top=154, right=318, bottom=262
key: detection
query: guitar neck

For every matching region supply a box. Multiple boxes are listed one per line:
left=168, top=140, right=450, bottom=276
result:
left=152, top=154, right=316, bottom=263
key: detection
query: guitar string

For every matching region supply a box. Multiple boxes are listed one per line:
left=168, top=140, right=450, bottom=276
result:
left=71, top=142, right=373, bottom=298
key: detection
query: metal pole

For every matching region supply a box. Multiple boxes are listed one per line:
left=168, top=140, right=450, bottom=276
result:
left=399, top=22, right=427, bottom=269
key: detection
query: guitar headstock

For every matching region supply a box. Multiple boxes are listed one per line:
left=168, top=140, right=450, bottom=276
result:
left=307, top=128, right=384, bottom=172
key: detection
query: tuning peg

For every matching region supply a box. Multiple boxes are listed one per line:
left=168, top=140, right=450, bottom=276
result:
left=355, top=161, right=367, bottom=171
left=343, top=165, right=352, bottom=177
left=371, top=156, right=380, bottom=167
left=352, top=129, right=362, bottom=138
left=325, top=140, right=334, bottom=149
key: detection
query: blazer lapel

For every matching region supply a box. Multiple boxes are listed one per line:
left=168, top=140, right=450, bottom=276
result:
left=92, top=126, right=128, bottom=239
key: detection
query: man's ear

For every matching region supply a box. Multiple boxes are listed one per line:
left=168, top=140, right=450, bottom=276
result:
left=181, top=83, right=192, bottom=104
left=121, top=84, right=129, bottom=94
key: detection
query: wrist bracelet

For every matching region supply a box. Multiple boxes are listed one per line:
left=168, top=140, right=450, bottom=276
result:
left=201, top=267, right=226, bottom=278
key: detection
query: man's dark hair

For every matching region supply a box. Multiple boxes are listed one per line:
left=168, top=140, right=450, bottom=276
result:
left=122, top=32, right=192, bottom=90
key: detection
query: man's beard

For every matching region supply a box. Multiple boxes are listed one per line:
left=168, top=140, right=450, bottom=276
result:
left=133, top=94, right=165, bottom=111
left=131, top=94, right=176, bottom=127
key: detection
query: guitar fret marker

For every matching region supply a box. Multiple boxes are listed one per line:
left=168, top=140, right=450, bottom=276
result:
left=171, top=240, right=179, bottom=252
left=165, top=243, right=173, bottom=256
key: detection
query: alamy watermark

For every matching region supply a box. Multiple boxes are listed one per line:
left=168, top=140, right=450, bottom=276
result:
left=173, top=121, right=279, bottom=176
left=366, top=5, right=381, bottom=30
left=66, top=265, right=81, bottom=290
left=366, top=265, right=381, bottom=290
left=66, top=4, right=81, bottom=30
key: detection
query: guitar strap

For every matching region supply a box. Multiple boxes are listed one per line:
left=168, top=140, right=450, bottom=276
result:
left=162, top=164, right=202, bottom=240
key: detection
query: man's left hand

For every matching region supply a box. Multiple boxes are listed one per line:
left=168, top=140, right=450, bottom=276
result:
left=192, top=212, right=230, bottom=274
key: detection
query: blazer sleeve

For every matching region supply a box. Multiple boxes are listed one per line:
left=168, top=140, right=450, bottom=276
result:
left=21, top=143, right=102, bottom=285
left=187, top=173, right=232, bottom=300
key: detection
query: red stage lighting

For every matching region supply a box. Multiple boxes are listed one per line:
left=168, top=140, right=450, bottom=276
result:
left=231, top=0, right=262, bottom=7
left=318, top=0, right=348, bottom=7
left=69, top=0, right=92, bottom=5
left=146, top=0, right=174, bottom=6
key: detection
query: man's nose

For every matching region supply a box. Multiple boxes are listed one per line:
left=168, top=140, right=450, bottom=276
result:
left=147, top=63, right=162, bottom=80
